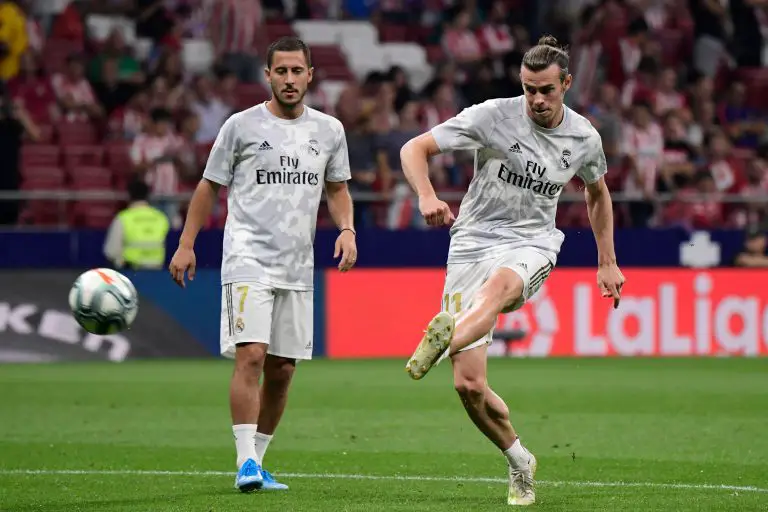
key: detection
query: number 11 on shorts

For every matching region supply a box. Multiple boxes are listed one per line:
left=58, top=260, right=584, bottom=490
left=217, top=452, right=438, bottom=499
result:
left=443, top=292, right=462, bottom=315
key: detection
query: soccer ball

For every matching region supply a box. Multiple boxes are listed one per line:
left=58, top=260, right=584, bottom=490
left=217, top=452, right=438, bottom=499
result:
left=68, top=268, right=139, bottom=335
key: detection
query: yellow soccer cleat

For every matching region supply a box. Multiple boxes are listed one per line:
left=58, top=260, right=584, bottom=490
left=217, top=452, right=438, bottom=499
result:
left=507, top=452, right=537, bottom=506
left=405, top=312, right=455, bottom=380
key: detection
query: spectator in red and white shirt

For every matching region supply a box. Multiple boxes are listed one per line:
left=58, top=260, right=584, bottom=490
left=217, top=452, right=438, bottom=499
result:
left=477, top=1, right=514, bottom=60
left=706, top=130, right=746, bottom=193
left=51, top=53, right=104, bottom=122
left=733, top=156, right=768, bottom=227
left=130, top=107, right=184, bottom=224
left=653, top=67, right=686, bottom=117
left=209, top=0, right=264, bottom=84
left=7, top=50, right=60, bottom=124
left=108, top=89, right=150, bottom=141
left=677, top=170, right=724, bottom=229
left=621, top=99, right=664, bottom=226
left=622, top=100, right=665, bottom=196
left=442, top=9, right=484, bottom=66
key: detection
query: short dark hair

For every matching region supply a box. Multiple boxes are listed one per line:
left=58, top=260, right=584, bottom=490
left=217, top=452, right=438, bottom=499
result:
left=150, top=107, right=172, bottom=123
left=127, top=179, right=150, bottom=202
left=266, top=36, right=312, bottom=69
left=521, top=35, right=569, bottom=82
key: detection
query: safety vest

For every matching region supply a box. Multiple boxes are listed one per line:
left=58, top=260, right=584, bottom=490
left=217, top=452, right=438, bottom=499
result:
left=118, top=205, right=170, bottom=268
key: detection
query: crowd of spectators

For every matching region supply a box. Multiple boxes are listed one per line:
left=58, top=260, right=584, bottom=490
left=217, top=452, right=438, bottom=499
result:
left=0, top=0, right=767, bottom=232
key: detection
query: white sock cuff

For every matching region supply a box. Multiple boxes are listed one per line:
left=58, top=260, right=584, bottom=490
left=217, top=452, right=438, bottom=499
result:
left=503, top=437, right=531, bottom=468
left=254, top=432, right=273, bottom=441
left=233, top=424, right=258, bottom=433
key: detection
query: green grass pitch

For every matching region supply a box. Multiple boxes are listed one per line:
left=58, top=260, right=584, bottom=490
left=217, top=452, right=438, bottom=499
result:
left=1, top=358, right=767, bottom=511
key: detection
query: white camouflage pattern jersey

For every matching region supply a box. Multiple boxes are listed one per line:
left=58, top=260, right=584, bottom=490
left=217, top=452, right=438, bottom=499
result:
left=431, top=95, right=607, bottom=264
left=203, top=102, right=350, bottom=290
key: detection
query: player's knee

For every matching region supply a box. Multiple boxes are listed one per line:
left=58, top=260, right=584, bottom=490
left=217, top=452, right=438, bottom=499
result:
left=233, top=342, right=267, bottom=378
left=454, top=375, right=486, bottom=405
left=265, top=356, right=296, bottom=389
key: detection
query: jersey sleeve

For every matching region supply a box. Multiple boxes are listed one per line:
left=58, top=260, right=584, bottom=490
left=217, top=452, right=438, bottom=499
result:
left=202, top=114, right=239, bottom=186
left=430, top=100, right=496, bottom=152
left=577, top=132, right=608, bottom=185
left=325, top=123, right=351, bottom=182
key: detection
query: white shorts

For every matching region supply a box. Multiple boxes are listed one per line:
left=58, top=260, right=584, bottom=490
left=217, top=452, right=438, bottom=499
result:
left=220, top=282, right=313, bottom=361
left=441, top=247, right=555, bottom=357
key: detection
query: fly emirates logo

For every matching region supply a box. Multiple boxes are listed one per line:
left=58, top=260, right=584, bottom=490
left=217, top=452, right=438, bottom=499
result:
left=497, top=271, right=768, bottom=356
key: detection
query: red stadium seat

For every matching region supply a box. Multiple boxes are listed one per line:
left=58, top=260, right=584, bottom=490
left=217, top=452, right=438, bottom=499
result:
left=63, top=145, right=105, bottom=168
left=20, top=166, right=66, bottom=188
left=57, top=121, right=98, bottom=145
left=70, top=201, right=119, bottom=228
left=105, top=143, right=134, bottom=186
left=68, top=166, right=114, bottom=189
left=21, top=145, right=60, bottom=167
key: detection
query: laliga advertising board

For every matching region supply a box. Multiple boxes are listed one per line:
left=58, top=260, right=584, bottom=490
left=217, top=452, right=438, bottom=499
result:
left=325, top=269, right=768, bottom=358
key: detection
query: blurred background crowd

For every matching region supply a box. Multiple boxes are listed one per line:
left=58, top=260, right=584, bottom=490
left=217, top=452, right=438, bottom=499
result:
left=0, top=0, right=767, bottom=233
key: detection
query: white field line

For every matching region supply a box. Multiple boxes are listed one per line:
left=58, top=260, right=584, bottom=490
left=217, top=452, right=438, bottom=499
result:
left=0, top=469, right=766, bottom=494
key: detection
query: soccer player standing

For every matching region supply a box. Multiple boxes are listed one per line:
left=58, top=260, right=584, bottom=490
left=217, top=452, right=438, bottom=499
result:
left=399, top=36, right=625, bottom=505
left=168, top=37, right=356, bottom=492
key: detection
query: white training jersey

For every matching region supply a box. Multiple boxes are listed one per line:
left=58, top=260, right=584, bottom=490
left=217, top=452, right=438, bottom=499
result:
left=431, top=96, right=607, bottom=264
left=203, top=102, right=351, bottom=290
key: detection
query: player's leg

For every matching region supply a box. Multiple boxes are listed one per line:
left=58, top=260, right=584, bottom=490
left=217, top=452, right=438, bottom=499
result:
left=446, top=268, right=525, bottom=355
left=252, top=288, right=314, bottom=490
left=406, top=262, right=484, bottom=379
left=221, top=283, right=274, bottom=492
left=448, top=249, right=554, bottom=357
left=451, top=346, right=536, bottom=506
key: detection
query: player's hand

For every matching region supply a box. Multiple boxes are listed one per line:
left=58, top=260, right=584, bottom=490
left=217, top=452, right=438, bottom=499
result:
left=169, top=245, right=196, bottom=288
left=418, top=195, right=455, bottom=227
left=597, top=262, right=625, bottom=309
left=334, top=230, right=357, bottom=272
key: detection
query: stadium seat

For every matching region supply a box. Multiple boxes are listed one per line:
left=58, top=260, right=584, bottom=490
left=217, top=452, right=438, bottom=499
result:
left=68, top=166, right=114, bottom=189
left=26, top=124, right=55, bottom=144
left=57, top=121, right=98, bottom=145
left=63, top=145, right=105, bottom=169
left=19, top=167, right=67, bottom=226
left=21, top=145, right=60, bottom=167
left=20, top=166, right=66, bottom=188
left=70, top=200, right=119, bottom=228
left=378, top=23, right=408, bottom=42
left=265, top=22, right=295, bottom=41
left=105, top=142, right=133, bottom=186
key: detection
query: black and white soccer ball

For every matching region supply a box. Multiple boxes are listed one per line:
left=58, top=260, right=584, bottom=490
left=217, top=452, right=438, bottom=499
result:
left=68, top=268, right=139, bottom=335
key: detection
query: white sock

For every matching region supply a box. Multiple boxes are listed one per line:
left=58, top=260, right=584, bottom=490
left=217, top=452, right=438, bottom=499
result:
left=254, top=432, right=273, bottom=464
left=503, top=437, right=532, bottom=469
left=233, top=424, right=259, bottom=468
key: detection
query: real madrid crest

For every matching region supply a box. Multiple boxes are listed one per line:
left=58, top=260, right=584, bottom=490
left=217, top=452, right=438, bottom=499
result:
left=235, top=317, right=245, bottom=334
left=560, top=148, right=572, bottom=169
left=304, top=139, right=320, bottom=156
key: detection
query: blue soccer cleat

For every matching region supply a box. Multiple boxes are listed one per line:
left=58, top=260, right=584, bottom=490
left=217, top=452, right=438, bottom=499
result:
left=234, top=458, right=263, bottom=493
left=259, top=468, right=289, bottom=491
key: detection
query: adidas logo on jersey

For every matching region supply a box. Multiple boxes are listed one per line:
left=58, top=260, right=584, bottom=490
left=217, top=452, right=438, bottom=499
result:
left=258, top=141, right=273, bottom=151
left=509, top=143, right=522, bottom=154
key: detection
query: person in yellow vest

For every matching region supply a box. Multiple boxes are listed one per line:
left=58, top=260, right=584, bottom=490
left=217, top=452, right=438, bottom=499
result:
left=0, top=0, right=28, bottom=81
left=103, top=179, right=170, bottom=270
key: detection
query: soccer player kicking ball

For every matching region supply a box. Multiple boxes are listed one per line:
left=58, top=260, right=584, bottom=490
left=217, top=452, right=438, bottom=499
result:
left=400, top=36, right=625, bottom=505
left=168, top=36, right=356, bottom=493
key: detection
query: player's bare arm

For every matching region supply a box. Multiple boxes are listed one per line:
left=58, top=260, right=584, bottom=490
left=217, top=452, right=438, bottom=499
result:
left=584, top=177, right=625, bottom=308
left=325, top=180, right=357, bottom=272
left=400, top=133, right=455, bottom=226
left=168, top=178, right=220, bottom=287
